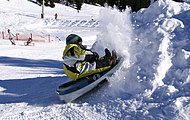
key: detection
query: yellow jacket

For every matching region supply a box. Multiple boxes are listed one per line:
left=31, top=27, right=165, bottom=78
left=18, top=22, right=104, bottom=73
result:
left=62, top=44, right=111, bottom=80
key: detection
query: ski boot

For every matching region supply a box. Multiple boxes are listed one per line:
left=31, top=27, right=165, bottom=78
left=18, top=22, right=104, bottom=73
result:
left=109, top=50, right=117, bottom=66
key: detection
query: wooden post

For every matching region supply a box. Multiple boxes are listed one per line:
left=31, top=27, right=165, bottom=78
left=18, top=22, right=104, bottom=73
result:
left=48, top=34, right=50, bottom=43
left=30, top=33, right=32, bottom=40
left=2, top=31, right=4, bottom=39
left=16, top=33, right=19, bottom=40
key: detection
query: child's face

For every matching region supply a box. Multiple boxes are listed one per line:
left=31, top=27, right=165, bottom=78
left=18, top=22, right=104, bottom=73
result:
left=78, top=41, right=82, bottom=45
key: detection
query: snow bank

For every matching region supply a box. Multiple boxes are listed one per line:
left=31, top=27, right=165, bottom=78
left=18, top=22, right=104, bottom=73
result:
left=91, top=0, right=190, bottom=119
left=108, top=0, right=190, bottom=119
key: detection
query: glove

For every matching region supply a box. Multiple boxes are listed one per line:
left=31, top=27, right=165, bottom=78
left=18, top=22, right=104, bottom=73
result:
left=79, top=44, right=87, bottom=50
left=84, top=52, right=99, bottom=63
left=92, top=52, right=99, bottom=60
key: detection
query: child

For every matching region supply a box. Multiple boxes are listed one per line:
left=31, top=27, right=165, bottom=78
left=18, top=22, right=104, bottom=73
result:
left=62, top=34, right=117, bottom=80
left=7, top=29, right=16, bottom=45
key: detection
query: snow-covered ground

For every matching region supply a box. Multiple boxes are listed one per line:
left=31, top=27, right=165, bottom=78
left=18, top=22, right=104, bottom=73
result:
left=0, top=0, right=190, bottom=119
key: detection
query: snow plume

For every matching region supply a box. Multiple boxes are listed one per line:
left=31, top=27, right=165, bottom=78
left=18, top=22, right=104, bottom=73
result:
left=103, top=0, right=190, bottom=101
left=91, top=7, right=133, bottom=96
left=92, top=7, right=133, bottom=62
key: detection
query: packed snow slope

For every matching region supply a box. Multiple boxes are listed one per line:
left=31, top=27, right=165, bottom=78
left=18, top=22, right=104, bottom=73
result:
left=0, top=0, right=190, bottom=119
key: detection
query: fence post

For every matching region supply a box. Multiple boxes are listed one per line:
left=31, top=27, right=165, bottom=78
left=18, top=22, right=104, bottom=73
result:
left=16, top=33, right=19, bottom=40
left=48, top=34, right=50, bottom=43
left=2, top=31, right=4, bottom=39
left=30, top=33, right=32, bottom=39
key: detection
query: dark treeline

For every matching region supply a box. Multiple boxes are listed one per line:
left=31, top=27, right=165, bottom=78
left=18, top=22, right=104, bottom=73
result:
left=36, top=0, right=184, bottom=12
left=36, top=0, right=55, bottom=7
left=59, top=0, right=151, bottom=12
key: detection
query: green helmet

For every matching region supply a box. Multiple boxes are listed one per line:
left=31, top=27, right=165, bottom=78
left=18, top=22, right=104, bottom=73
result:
left=66, top=34, right=82, bottom=45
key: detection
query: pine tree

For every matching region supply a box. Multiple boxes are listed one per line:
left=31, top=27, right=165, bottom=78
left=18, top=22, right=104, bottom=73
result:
left=60, top=0, right=152, bottom=12
left=90, top=0, right=96, bottom=5
left=131, top=0, right=150, bottom=12
left=97, top=0, right=107, bottom=6
left=173, top=0, right=184, bottom=2
left=107, top=0, right=116, bottom=7
left=36, top=0, right=55, bottom=7
left=75, top=0, right=83, bottom=12
left=67, top=0, right=75, bottom=6
left=49, top=0, right=55, bottom=7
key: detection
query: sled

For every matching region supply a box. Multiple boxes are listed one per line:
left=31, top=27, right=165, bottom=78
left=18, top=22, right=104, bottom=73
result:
left=56, top=57, right=124, bottom=103
left=24, top=42, right=35, bottom=46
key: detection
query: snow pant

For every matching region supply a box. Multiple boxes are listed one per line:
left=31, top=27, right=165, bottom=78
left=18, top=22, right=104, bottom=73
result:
left=96, top=57, right=110, bottom=69
left=9, top=38, right=16, bottom=45
left=63, top=64, right=111, bottom=80
left=85, top=54, right=110, bottom=69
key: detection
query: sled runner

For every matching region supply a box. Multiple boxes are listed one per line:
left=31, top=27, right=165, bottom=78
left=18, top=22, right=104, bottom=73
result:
left=56, top=57, right=124, bottom=103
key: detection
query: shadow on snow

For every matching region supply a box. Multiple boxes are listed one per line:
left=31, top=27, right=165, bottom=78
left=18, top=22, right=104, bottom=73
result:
left=0, top=56, right=67, bottom=106
left=0, top=56, right=63, bottom=70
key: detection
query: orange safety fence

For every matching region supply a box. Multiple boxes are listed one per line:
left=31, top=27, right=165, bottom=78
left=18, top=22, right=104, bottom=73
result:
left=0, top=31, right=50, bottom=43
